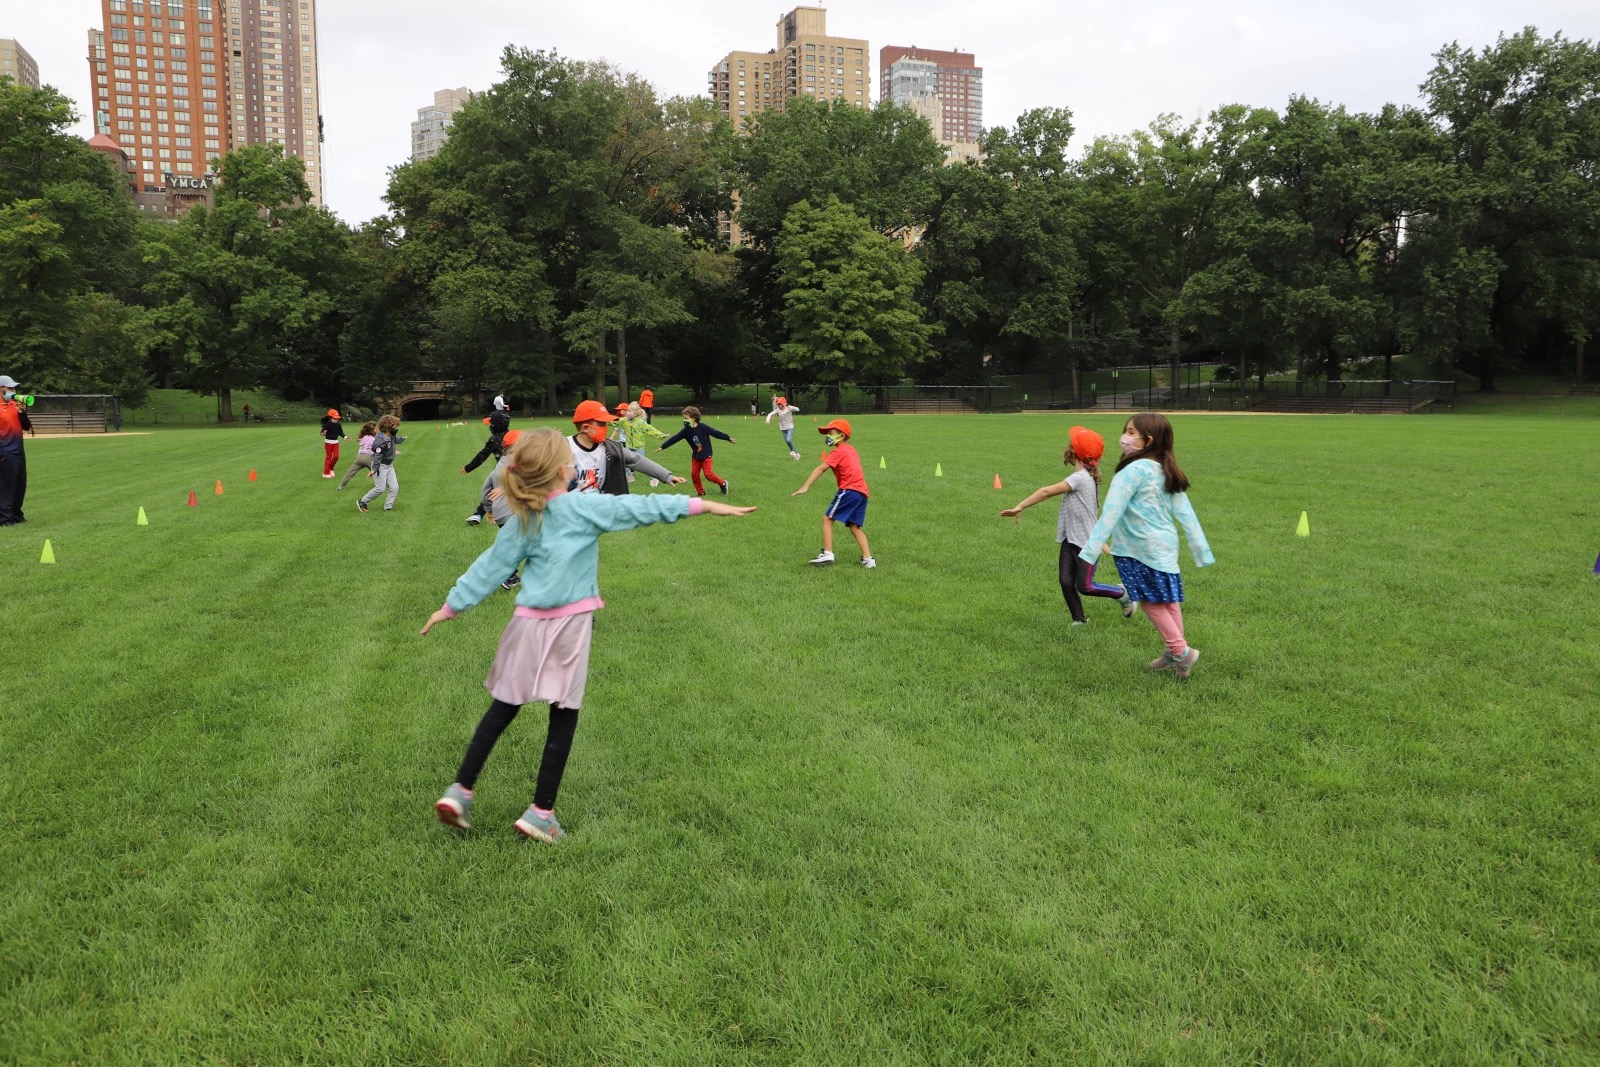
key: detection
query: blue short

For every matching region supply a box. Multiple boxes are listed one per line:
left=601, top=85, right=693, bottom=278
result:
left=825, top=488, right=869, bottom=527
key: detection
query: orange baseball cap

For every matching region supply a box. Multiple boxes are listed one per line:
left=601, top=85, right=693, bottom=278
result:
left=326, top=408, right=340, bottom=419
left=775, top=396, right=787, bottom=405
left=1068, top=426, right=1105, bottom=463
left=817, top=418, right=852, bottom=439
left=572, top=399, right=617, bottom=424
left=501, top=429, right=522, bottom=448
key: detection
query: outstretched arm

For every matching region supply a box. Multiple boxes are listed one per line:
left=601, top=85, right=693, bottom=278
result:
left=792, top=464, right=829, bottom=496
left=1000, top=481, right=1070, bottom=520
left=656, top=427, right=687, bottom=451
left=707, top=425, right=734, bottom=442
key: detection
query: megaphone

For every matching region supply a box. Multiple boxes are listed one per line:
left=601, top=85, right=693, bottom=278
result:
left=19, top=394, right=35, bottom=407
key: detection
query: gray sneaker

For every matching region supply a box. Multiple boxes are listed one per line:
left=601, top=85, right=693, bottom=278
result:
left=435, top=783, right=473, bottom=830
left=514, top=805, right=564, bottom=843
left=1149, top=651, right=1180, bottom=671
left=1120, top=595, right=1137, bottom=618
left=1172, top=648, right=1200, bottom=680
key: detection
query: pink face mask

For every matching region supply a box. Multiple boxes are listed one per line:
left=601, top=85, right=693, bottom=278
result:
left=1119, top=433, right=1141, bottom=456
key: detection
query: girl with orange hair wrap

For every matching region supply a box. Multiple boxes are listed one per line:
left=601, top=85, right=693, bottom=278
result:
left=1000, top=426, right=1137, bottom=625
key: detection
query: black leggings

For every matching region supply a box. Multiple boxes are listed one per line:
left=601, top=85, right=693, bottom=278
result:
left=1058, top=541, right=1127, bottom=622
left=455, top=700, right=580, bottom=810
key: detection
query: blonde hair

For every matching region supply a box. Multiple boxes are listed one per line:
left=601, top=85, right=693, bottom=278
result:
left=500, top=428, right=571, bottom=531
left=626, top=402, right=643, bottom=418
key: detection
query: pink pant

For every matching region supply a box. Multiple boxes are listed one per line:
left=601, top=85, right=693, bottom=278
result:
left=1140, top=601, right=1187, bottom=655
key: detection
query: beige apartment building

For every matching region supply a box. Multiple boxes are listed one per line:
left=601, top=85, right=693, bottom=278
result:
left=708, top=6, right=869, bottom=133
left=412, top=87, right=473, bottom=162
left=1, top=38, right=40, bottom=89
left=880, top=45, right=983, bottom=146
left=86, top=0, right=325, bottom=210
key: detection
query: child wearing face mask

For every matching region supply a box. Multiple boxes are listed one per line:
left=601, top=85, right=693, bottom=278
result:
left=656, top=406, right=736, bottom=496
left=567, top=400, right=681, bottom=494
left=1080, top=413, right=1214, bottom=679
left=423, top=428, right=756, bottom=843
left=764, top=395, right=803, bottom=459
left=793, top=418, right=874, bottom=568
left=1000, top=426, right=1137, bottom=625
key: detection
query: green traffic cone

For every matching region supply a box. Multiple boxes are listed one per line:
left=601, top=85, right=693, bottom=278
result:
left=935, top=463, right=943, bottom=477
left=879, top=456, right=886, bottom=469
left=137, top=506, right=149, bottom=526
left=1296, top=511, right=1310, bottom=537
left=40, top=539, right=56, bottom=564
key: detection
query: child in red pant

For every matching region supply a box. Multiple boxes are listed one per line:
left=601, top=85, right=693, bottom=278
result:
left=657, top=406, right=736, bottom=496
left=320, top=409, right=345, bottom=478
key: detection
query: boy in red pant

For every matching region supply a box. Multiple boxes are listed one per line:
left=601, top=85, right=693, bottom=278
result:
left=657, top=406, right=736, bottom=496
left=792, top=418, right=874, bottom=568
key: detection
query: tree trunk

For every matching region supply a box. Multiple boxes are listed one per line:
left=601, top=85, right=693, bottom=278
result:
left=218, top=386, right=234, bottom=423
left=592, top=334, right=607, bottom=404
left=540, top=330, right=558, bottom=416
left=1576, top=338, right=1586, bottom=381
left=826, top=382, right=842, bottom=413
left=1168, top=324, right=1181, bottom=406
left=1069, top=355, right=1080, bottom=405
left=616, top=326, right=629, bottom=403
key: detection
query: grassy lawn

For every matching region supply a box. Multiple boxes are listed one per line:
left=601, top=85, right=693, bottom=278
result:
left=3, top=412, right=1597, bottom=1064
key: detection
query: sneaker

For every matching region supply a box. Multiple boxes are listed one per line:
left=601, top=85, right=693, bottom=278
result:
left=808, top=551, right=836, bottom=566
left=719, top=479, right=729, bottom=496
left=514, top=805, right=564, bottom=843
left=1120, top=595, right=1137, bottom=618
left=1172, top=648, right=1200, bottom=680
left=356, top=500, right=369, bottom=513
left=1071, top=619, right=1088, bottom=627
left=435, top=784, right=473, bottom=829
left=466, top=513, right=482, bottom=526
left=322, top=473, right=334, bottom=479
left=1150, top=651, right=1179, bottom=671
left=861, top=557, right=876, bottom=569
left=500, top=574, right=521, bottom=591
left=648, top=478, right=660, bottom=488
left=791, top=451, right=801, bottom=460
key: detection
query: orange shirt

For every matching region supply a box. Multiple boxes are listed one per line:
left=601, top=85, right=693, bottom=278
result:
left=0, top=398, right=27, bottom=455
left=639, top=390, right=654, bottom=407
left=823, top=443, right=868, bottom=496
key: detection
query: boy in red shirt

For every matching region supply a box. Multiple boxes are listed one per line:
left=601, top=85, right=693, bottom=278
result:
left=792, top=418, right=874, bottom=568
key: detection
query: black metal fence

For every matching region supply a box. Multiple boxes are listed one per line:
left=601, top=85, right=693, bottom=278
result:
left=30, top=395, right=122, bottom=433
left=1019, top=377, right=1457, bottom=413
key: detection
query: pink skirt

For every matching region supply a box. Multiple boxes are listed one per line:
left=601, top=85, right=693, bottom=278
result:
left=483, top=612, right=594, bottom=708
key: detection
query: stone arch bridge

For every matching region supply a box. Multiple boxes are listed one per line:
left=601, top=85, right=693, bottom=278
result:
left=388, top=381, right=471, bottom=421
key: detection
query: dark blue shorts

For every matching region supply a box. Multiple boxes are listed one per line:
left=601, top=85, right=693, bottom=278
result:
left=825, top=488, right=869, bottom=527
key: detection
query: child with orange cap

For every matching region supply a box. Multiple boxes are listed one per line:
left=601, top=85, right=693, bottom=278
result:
left=792, top=418, right=874, bottom=568
left=1000, top=426, right=1136, bottom=625
left=319, top=408, right=345, bottom=478
left=568, top=400, right=682, bottom=494
left=764, top=395, right=803, bottom=459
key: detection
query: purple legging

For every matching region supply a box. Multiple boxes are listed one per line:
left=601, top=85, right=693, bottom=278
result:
left=1059, top=541, right=1127, bottom=622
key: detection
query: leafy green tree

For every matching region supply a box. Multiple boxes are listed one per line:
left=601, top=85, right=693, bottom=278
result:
left=145, top=145, right=336, bottom=421
left=1417, top=29, right=1600, bottom=388
left=0, top=78, right=147, bottom=397
left=776, top=197, right=932, bottom=410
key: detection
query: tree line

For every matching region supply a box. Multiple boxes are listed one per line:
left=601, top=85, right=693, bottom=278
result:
left=1, top=28, right=1595, bottom=418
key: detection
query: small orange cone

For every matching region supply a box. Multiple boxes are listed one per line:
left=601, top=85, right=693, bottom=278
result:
left=993, top=473, right=1002, bottom=490
left=215, top=479, right=224, bottom=496
left=248, top=468, right=257, bottom=482
left=187, top=491, right=198, bottom=507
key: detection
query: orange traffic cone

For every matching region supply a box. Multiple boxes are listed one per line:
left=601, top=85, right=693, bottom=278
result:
left=993, top=473, right=1002, bottom=490
left=215, top=479, right=224, bottom=496
left=187, top=491, right=198, bottom=507
left=248, top=468, right=257, bottom=482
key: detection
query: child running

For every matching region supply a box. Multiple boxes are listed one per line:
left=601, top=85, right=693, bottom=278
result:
left=319, top=409, right=345, bottom=478
left=657, top=406, right=736, bottom=496
left=792, top=418, right=874, bottom=568
left=423, top=428, right=756, bottom=842
left=764, top=396, right=803, bottom=459
left=1080, top=413, right=1214, bottom=679
left=357, top=414, right=405, bottom=513
left=462, top=402, right=513, bottom=525
left=1000, top=426, right=1137, bottom=625
left=475, top=429, right=529, bottom=590
left=335, top=421, right=378, bottom=490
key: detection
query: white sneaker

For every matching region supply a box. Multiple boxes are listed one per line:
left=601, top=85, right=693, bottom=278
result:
left=861, top=557, right=876, bottom=569
left=466, top=513, right=482, bottom=526
left=808, top=551, right=835, bottom=566
left=790, top=451, right=801, bottom=460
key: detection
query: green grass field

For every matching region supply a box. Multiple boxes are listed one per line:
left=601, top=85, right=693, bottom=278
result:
left=3, top=412, right=1597, bottom=1065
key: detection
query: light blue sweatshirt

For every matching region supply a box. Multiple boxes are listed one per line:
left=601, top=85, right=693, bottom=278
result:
left=445, top=491, right=694, bottom=614
left=1079, top=458, right=1214, bottom=574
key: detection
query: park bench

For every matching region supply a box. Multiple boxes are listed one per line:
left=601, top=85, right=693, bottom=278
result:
left=28, top=410, right=109, bottom=434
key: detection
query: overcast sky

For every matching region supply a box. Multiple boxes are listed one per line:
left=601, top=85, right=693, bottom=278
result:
left=9, top=1, right=1599, bottom=224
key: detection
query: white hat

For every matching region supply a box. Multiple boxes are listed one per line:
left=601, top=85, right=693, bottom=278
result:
left=0, top=376, right=17, bottom=389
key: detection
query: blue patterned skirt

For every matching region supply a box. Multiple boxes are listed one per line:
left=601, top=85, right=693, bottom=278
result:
left=1113, top=556, right=1184, bottom=604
